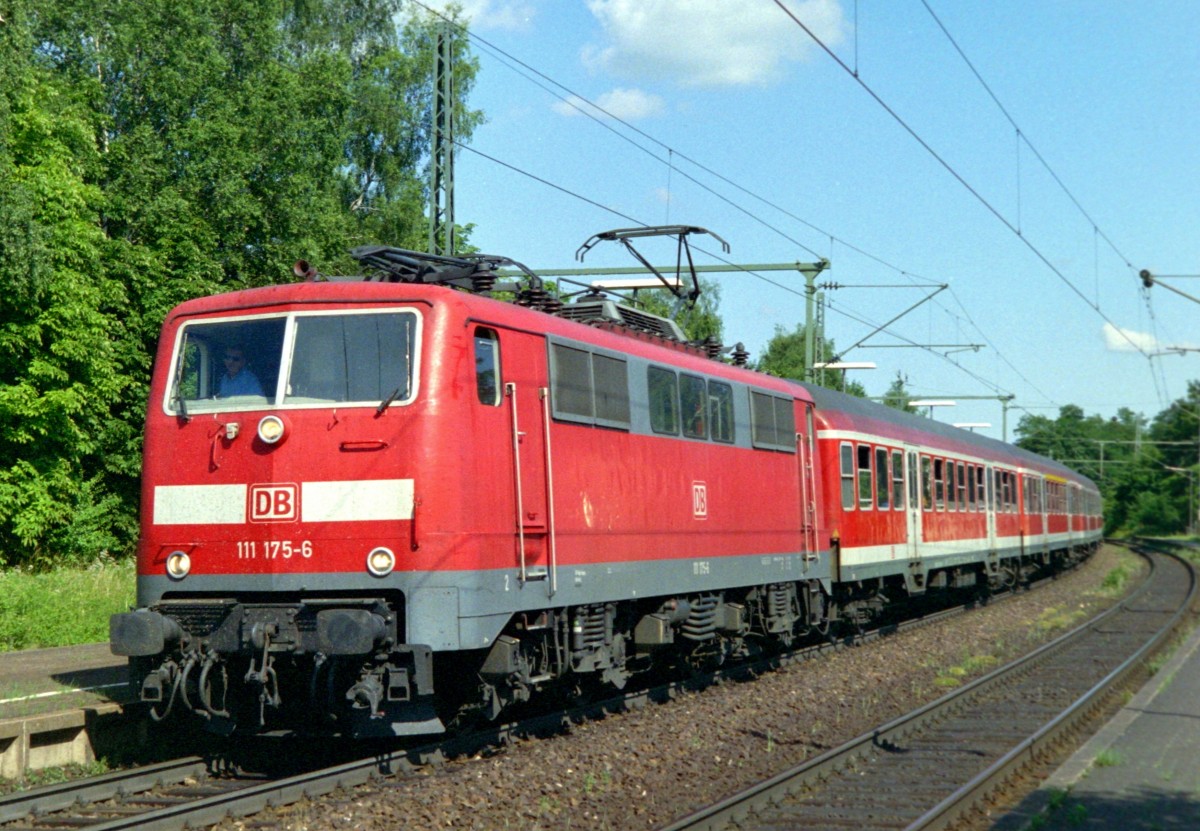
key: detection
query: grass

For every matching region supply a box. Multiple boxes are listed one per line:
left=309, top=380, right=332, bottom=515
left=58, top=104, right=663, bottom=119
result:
left=0, top=558, right=136, bottom=651
left=934, top=651, right=1001, bottom=687
left=1031, top=604, right=1088, bottom=635
left=0, top=761, right=111, bottom=795
left=1099, top=563, right=1130, bottom=594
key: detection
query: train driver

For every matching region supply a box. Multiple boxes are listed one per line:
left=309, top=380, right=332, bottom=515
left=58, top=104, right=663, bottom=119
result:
left=218, top=345, right=264, bottom=397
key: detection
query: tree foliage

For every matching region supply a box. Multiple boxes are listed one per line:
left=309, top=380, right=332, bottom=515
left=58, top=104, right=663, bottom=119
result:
left=0, top=0, right=479, bottom=565
left=880, top=372, right=917, bottom=413
left=755, top=322, right=866, bottom=397
left=1015, top=395, right=1199, bottom=536
left=635, top=279, right=724, bottom=344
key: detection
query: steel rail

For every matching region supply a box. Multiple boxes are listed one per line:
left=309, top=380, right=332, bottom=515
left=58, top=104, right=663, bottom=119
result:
left=908, top=542, right=1197, bottom=830
left=0, top=756, right=210, bottom=824
left=659, top=544, right=1189, bottom=831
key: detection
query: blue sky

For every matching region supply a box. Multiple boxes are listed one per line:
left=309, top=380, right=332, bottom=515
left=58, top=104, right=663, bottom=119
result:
left=425, top=0, right=1200, bottom=441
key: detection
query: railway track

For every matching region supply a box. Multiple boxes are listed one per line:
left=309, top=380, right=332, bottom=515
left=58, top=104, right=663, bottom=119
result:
left=0, top=553, right=1105, bottom=831
left=661, top=542, right=1195, bottom=831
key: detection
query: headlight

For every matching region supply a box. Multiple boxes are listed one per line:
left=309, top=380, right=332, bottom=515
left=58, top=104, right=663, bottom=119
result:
left=366, top=547, right=396, bottom=577
left=257, top=414, right=286, bottom=444
left=165, top=550, right=192, bottom=580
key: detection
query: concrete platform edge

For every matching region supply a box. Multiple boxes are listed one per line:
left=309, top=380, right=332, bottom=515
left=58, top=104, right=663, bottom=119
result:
left=0, top=704, right=125, bottom=780
left=992, top=617, right=1200, bottom=830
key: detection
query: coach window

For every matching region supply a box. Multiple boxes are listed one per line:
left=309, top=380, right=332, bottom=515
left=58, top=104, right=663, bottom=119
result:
left=892, top=449, right=904, bottom=509
left=858, top=444, right=873, bottom=509
left=474, top=328, right=501, bottom=405
left=648, top=366, right=679, bottom=435
left=680, top=374, right=707, bottom=439
left=921, top=456, right=933, bottom=511
left=934, top=458, right=945, bottom=510
left=875, top=446, right=890, bottom=509
left=709, top=381, right=735, bottom=443
left=840, top=442, right=855, bottom=510
left=976, top=466, right=986, bottom=510
left=957, top=462, right=967, bottom=511
left=967, top=464, right=976, bottom=511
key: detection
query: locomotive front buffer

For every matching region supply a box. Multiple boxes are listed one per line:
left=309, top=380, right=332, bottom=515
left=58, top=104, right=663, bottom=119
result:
left=111, top=598, right=443, bottom=737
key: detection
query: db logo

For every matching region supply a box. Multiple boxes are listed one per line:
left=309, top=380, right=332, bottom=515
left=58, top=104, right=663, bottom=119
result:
left=692, top=481, right=708, bottom=519
left=249, top=483, right=299, bottom=522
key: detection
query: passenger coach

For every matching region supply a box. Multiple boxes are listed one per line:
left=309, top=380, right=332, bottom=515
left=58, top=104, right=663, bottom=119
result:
left=807, top=385, right=1102, bottom=595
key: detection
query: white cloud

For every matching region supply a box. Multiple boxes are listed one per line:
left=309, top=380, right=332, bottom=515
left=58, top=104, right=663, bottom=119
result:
left=1103, top=322, right=1161, bottom=352
left=552, top=87, right=666, bottom=120
left=583, top=0, right=845, bottom=88
left=425, top=0, right=537, bottom=31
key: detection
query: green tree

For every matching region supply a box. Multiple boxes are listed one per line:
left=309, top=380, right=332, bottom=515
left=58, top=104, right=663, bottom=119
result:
left=0, top=1, right=483, bottom=564
left=0, top=5, right=130, bottom=564
left=1012, top=400, right=1199, bottom=536
left=881, top=372, right=916, bottom=413
left=636, top=279, right=724, bottom=344
left=755, top=322, right=866, bottom=397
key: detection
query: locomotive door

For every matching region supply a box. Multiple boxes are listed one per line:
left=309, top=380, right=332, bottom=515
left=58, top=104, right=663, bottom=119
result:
left=797, top=403, right=819, bottom=558
left=502, top=333, right=555, bottom=596
left=904, top=446, right=922, bottom=559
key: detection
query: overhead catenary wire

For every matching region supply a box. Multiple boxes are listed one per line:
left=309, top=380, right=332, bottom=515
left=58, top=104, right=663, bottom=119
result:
left=918, top=0, right=1172, bottom=408
left=411, top=1, right=1065, bottom=411
left=461, top=133, right=1019, bottom=396
left=771, top=0, right=1151, bottom=361
left=919, top=0, right=1138, bottom=275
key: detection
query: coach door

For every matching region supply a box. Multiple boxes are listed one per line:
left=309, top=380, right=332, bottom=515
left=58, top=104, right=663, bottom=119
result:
left=985, top=464, right=997, bottom=551
left=502, top=334, right=555, bottom=596
left=904, top=446, right=922, bottom=559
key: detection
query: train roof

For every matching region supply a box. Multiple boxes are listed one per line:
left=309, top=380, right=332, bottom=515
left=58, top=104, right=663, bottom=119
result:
left=799, top=382, right=1097, bottom=490
left=162, top=255, right=1088, bottom=489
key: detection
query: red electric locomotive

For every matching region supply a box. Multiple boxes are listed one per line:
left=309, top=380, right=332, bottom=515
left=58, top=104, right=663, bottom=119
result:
left=110, top=227, right=1102, bottom=737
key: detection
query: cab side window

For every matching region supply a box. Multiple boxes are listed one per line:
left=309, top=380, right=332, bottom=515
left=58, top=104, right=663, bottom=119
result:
left=474, top=328, right=501, bottom=405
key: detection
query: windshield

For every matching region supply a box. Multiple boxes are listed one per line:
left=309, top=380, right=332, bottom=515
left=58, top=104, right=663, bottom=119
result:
left=166, top=310, right=420, bottom=414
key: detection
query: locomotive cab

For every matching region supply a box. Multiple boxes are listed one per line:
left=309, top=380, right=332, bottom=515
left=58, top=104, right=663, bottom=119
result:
left=111, top=293, right=443, bottom=737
